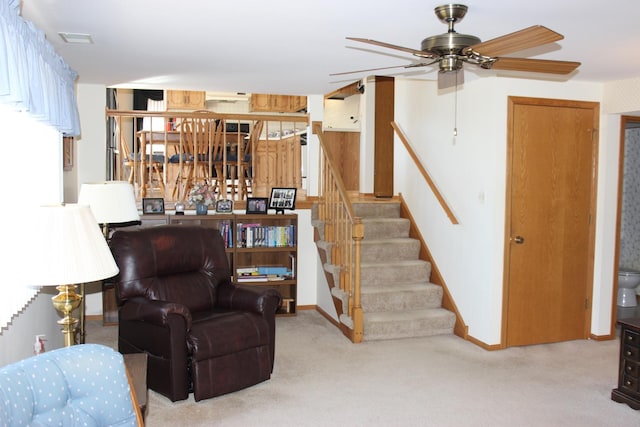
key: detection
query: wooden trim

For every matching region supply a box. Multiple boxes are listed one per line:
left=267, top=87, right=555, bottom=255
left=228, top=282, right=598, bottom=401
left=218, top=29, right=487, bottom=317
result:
left=324, top=81, right=361, bottom=100
left=590, top=333, right=616, bottom=341
left=125, top=366, right=145, bottom=426
left=391, top=121, right=459, bottom=224
left=465, top=334, right=504, bottom=351
left=612, top=116, right=640, bottom=336
left=106, top=109, right=308, bottom=123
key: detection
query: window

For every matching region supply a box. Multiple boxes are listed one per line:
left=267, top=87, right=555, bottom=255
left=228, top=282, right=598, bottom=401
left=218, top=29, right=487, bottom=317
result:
left=0, top=107, right=62, bottom=329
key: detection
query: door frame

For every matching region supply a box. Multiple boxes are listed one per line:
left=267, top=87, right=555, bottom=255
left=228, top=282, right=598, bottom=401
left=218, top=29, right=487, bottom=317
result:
left=501, top=96, right=600, bottom=347
left=611, top=115, right=640, bottom=335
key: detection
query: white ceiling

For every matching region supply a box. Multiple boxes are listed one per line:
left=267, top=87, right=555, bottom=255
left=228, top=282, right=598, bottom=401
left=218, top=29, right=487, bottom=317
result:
left=20, top=0, right=640, bottom=96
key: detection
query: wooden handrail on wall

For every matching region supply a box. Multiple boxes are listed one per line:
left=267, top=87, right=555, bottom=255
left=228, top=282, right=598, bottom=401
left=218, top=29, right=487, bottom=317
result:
left=391, top=121, right=459, bottom=225
left=312, top=121, right=364, bottom=343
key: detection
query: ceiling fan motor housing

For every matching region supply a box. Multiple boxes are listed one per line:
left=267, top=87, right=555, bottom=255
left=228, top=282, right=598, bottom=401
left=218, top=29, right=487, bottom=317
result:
left=421, top=33, right=481, bottom=57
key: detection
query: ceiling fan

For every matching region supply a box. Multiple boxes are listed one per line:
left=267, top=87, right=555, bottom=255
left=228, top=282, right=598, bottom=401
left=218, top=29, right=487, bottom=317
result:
left=333, top=4, right=580, bottom=88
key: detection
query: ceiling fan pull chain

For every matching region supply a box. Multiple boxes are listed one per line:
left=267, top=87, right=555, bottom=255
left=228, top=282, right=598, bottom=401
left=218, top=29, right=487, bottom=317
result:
left=453, top=71, right=458, bottom=138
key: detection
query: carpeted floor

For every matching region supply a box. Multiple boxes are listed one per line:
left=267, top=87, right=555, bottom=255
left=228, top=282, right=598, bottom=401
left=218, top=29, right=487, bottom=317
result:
left=87, top=311, right=638, bottom=426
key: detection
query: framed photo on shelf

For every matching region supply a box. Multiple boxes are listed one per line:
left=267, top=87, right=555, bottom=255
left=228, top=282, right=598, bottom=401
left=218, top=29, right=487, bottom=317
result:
left=269, top=187, right=297, bottom=213
left=246, top=197, right=268, bottom=214
left=142, top=198, right=165, bottom=214
left=215, top=199, right=233, bottom=213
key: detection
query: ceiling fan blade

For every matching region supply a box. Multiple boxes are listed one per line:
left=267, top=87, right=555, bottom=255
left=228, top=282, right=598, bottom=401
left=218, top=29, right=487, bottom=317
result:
left=438, top=69, right=464, bottom=90
left=465, top=26, right=563, bottom=58
left=330, top=62, right=433, bottom=77
left=346, top=37, right=436, bottom=59
left=491, top=57, right=581, bottom=74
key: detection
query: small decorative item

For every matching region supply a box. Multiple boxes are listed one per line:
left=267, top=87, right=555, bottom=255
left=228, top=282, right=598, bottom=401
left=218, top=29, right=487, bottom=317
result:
left=142, top=198, right=165, bottom=214
left=174, top=201, right=185, bottom=215
left=269, top=187, right=297, bottom=214
left=195, top=203, right=208, bottom=215
left=216, top=199, right=233, bottom=213
left=246, top=197, right=268, bottom=214
left=188, top=182, right=216, bottom=214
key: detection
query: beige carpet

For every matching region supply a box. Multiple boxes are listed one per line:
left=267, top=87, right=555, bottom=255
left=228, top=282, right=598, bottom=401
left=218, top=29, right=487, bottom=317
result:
left=87, top=311, right=638, bottom=426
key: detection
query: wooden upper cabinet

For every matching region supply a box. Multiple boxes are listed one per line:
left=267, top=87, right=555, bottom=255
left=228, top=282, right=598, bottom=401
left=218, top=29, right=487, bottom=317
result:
left=166, top=90, right=206, bottom=110
left=250, top=94, right=306, bottom=113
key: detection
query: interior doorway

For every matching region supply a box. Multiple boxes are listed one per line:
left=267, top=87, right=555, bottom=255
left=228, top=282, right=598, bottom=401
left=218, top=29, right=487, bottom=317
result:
left=613, top=116, right=640, bottom=325
left=503, top=96, right=599, bottom=347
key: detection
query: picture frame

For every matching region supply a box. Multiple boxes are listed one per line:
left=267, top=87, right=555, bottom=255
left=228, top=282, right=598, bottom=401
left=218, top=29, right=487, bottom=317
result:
left=215, top=198, right=233, bottom=213
left=142, top=198, right=165, bottom=214
left=63, top=136, right=73, bottom=171
left=269, top=187, right=297, bottom=214
left=246, top=197, right=268, bottom=215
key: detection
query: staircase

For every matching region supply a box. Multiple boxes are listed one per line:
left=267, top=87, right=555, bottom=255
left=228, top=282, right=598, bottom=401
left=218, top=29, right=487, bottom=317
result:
left=313, top=201, right=456, bottom=341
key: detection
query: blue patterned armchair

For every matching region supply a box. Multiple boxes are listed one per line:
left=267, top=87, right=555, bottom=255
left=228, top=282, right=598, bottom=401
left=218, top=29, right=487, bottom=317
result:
left=0, top=344, right=142, bottom=426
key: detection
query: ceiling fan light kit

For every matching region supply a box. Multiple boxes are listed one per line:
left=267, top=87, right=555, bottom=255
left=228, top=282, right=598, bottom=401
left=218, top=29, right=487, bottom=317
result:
left=337, top=3, right=581, bottom=87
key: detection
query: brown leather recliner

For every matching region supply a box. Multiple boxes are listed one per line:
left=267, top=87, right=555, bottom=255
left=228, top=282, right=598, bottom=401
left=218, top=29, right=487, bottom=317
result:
left=109, top=225, right=281, bottom=402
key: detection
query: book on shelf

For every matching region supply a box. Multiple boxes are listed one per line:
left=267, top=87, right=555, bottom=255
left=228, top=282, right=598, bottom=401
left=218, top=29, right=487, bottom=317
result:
left=235, top=222, right=297, bottom=248
left=237, top=274, right=268, bottom=282
left=236, top=274, right=286, bottom=282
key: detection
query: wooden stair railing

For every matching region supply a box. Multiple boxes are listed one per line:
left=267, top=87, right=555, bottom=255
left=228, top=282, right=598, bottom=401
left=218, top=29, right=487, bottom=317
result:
left=312, top=122, right=364, bottom=343
left=391, top=121, right=459, bottom=225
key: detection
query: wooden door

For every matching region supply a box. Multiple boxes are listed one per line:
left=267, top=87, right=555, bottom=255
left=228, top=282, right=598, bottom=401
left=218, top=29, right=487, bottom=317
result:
left=504, top=97, right=599, bottom=347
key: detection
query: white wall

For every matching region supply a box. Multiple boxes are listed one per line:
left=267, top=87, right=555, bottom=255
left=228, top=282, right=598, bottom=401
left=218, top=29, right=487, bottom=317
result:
left=393, top=76, right=619, bottom=345
left=73, top=84, right=110, bottom=316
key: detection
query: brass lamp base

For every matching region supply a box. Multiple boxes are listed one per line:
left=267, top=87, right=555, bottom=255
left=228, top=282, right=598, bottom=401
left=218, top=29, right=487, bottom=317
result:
left=51, top=284, right=82, bottom=347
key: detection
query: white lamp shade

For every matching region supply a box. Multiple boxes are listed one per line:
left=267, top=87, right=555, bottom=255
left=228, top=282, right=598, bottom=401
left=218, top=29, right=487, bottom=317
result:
left=78, top=181, right=140, bottom=224
left=33, top=204, right=119, bottom=286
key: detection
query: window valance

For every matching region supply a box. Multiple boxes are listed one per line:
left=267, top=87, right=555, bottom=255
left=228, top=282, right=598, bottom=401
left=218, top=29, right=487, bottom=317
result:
left=0, top=0, right=80, bottom=136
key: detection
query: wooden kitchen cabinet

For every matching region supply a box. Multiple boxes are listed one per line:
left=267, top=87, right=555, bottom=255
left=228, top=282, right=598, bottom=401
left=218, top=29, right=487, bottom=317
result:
left=250, top=94, right=306, bottom=113
left=252, top=134, right=302, bottom=197
left=166, top=90, right=206, bottom=110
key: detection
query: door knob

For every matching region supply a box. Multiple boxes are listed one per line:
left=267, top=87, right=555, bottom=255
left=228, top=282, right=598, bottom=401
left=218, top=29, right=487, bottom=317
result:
left=512, top=236, right=525, bottom=244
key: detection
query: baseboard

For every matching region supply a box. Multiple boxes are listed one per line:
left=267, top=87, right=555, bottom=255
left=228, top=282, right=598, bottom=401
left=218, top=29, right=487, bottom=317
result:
left=465, top=333, right=504, bottom=351
left=590, top=333, right=616, bottom=341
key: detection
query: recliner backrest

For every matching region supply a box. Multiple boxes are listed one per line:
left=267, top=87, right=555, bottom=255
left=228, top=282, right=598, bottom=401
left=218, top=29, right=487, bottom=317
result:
left=110, top=225, right=231, bottom=313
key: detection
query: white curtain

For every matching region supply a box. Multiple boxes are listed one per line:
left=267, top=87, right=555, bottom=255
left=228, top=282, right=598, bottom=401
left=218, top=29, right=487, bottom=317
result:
left=0, top=0, right=80, bottom=136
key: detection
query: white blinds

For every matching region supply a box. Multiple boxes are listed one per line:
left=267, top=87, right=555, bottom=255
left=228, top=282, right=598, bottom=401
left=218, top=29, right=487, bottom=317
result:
left=0, top=0, right=80, bottom=136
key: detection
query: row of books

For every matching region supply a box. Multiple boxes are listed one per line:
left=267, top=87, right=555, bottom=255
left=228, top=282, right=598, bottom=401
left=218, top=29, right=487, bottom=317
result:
left=217, top=220, right=233, bottom=248
left=236, top=263, right=294, bottom=282
left=236, top=223, right=296, bottom=248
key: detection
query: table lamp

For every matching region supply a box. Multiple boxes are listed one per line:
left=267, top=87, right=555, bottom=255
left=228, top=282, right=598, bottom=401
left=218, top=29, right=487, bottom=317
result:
left=78, top=181, right=140, bottom=239
left=77, top=181, right=140, bottom=342
left=36, top=204, right=119, bottom=347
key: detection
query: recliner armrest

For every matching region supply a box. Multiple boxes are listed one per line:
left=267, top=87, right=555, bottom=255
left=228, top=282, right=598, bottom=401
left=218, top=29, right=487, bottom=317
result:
left=216, top=282, right=281, bottom=315
left=120, top=296, right=193, bottom=329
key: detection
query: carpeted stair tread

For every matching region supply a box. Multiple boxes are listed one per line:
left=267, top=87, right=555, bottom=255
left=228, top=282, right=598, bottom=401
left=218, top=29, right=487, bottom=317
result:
left=361, top=237, right=420, bottom=262
left=361, top=217, right=409, bottom=239
left=361, top=282, right=444, bottom=311
left=363, top=308, right=456, bottom=341
left=361, top=259, right=431, bottom=286
left=353, top=202, right=400, bottom=218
